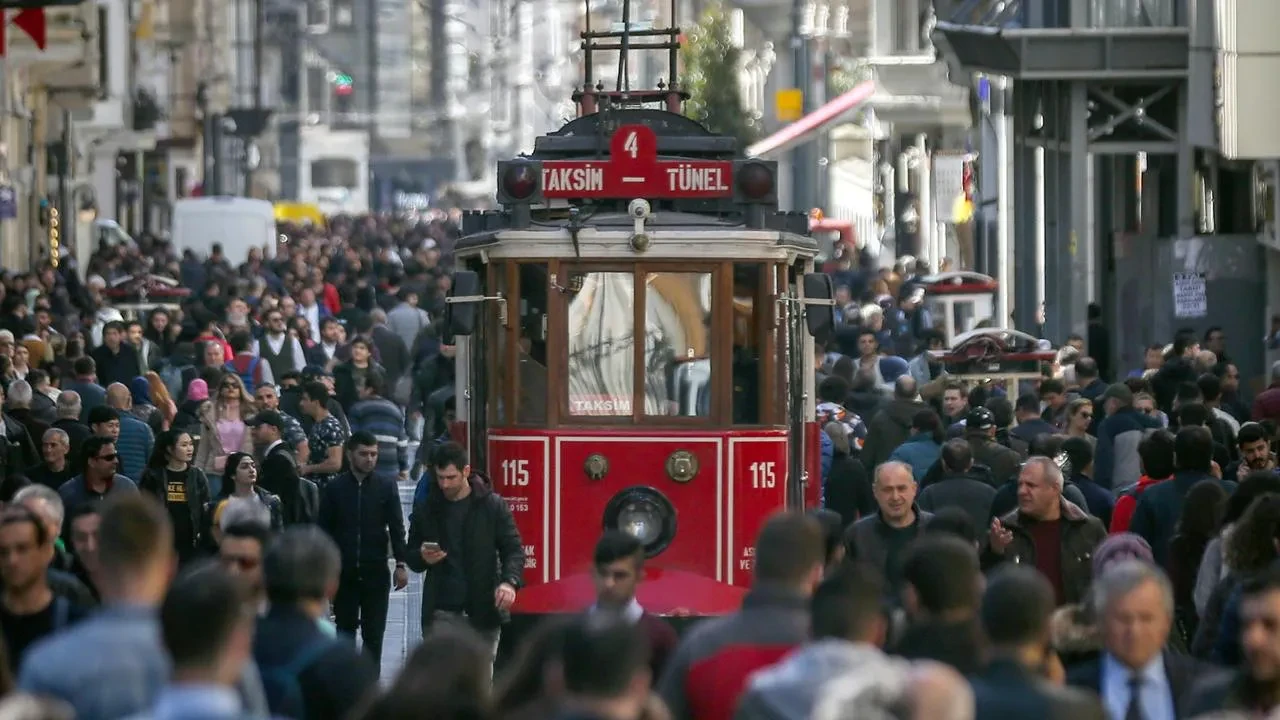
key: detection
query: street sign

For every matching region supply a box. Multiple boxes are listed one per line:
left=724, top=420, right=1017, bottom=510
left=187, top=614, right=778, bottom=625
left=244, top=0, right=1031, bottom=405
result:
left=538, top=125, right=734, bottom=200
left=775, top=89, right=803, bottom=122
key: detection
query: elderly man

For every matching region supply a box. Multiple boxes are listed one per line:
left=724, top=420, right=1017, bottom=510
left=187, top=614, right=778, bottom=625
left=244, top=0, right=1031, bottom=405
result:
left=1066, top=561, right=1212, bottom=719
left=983, top=457, right=1107, bottom=606
left=51, top=390, right=91, bottom=464
left=846, top=461, right=933, bottom=598
left=28, top=428, right=75, bottom=490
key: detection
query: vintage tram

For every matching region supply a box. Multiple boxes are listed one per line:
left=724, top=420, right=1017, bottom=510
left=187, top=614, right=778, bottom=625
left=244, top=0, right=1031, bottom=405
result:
left=441, top=19, right=834, bottom=623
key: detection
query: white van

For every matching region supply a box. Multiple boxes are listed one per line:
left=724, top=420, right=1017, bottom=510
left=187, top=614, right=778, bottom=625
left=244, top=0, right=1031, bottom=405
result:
left=172, top=197, right=277, bottom=265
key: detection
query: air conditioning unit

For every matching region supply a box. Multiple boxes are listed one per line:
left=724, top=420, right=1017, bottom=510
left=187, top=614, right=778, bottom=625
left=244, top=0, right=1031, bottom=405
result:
left=40, top=3, right=100, bottom=104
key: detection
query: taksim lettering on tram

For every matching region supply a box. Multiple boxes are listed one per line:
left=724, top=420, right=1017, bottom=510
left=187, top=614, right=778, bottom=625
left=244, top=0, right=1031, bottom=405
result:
left=536, top=158, right=739, bottom=199
left=543, top=165, right=606, bottom=194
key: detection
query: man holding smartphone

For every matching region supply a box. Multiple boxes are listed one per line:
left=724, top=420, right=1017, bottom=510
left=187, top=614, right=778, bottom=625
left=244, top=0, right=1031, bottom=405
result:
left=406, top=441, right=525, bottom=674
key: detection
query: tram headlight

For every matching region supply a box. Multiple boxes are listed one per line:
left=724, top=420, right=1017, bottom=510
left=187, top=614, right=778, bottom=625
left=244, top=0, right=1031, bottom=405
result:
left=499, top=162, right=539, bottom=202
left=735, top=161, right=776, bottom=202
left=603, top=487, right=677, bottom=558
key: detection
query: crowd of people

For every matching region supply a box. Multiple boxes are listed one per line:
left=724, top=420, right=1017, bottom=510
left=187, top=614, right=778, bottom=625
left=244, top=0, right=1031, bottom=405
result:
left=0, top=210, right=1275, bottom=719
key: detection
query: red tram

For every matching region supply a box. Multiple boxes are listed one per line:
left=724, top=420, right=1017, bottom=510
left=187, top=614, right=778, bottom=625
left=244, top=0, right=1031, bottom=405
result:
left=440, top=18, right=834, bottom=624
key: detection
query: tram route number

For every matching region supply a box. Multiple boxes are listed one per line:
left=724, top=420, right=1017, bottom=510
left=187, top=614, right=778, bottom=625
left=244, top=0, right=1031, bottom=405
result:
left=501, top=459, right=530, bottom=487
left=749, top=461, right=777, bottom=489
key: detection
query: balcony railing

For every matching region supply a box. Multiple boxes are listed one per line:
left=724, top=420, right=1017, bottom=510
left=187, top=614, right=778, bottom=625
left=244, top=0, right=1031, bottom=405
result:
left=943, top=0, right=1182, bottom=28
left=1089, top=0, right=1178, bottom=27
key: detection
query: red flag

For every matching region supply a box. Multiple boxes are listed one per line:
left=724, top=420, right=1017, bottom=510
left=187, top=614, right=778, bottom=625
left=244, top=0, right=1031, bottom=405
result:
left=13, top=9, right=45, bottom=51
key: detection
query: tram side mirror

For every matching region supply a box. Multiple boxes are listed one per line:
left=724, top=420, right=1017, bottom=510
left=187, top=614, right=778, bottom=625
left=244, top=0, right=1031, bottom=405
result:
left=801, top=273, right=836, bottom=338
left=443, top=270, right=482, bottom=337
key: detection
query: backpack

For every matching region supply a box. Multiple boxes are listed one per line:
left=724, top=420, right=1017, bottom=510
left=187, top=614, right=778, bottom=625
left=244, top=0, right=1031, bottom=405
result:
left=225, top=356, right=261, bottom=394
left=260, top=637, right=335, bottom=718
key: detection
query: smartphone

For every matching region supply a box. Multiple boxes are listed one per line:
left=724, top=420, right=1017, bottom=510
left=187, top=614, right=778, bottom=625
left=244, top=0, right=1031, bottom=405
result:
left=421, top=542, right=442, bottom=553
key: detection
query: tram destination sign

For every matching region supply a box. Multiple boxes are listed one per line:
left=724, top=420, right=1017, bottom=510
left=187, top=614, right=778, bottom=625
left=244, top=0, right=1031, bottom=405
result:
left=538, top=125, right=735, bottom=200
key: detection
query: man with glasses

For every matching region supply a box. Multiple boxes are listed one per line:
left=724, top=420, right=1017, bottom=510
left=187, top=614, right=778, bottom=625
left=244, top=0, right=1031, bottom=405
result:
left=253, top=309, right=308, bottom=383
left=56, top=436, right=136, bottom=536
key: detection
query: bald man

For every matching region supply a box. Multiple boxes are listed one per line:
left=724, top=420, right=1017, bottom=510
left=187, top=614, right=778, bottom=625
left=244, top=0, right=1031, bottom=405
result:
left=103, top=383, right=154, bottom=482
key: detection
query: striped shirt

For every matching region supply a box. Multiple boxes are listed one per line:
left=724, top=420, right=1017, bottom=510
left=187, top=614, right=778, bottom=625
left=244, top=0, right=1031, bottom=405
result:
left=347, top=396, right=409, bottom=475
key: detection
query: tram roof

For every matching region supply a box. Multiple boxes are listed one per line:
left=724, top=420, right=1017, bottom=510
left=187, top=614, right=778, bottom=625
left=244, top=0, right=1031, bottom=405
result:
left=454, top=211, right=819, bottom=262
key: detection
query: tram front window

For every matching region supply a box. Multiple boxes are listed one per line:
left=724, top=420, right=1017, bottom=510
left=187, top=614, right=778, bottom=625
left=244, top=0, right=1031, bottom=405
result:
left=566, top=272, right=636, bottom=416
left=644, top=272, right=712, bottom=417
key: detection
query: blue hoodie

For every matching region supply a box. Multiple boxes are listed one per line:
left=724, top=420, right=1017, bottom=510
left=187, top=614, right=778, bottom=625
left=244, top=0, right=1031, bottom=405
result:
left=888, top=433, right=943, bottom=482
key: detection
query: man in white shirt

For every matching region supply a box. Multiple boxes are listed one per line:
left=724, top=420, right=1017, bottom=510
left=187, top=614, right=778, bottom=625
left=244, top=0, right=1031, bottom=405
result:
left=589, top=531, right=677, bottom=682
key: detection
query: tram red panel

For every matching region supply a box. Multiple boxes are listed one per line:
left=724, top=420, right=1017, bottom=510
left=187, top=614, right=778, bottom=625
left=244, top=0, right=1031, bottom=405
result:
left=488, top=434, right=552, bottom=586
left=726, top=433, right=788, bottom=588
left=553, top=434, right=723, bottom=584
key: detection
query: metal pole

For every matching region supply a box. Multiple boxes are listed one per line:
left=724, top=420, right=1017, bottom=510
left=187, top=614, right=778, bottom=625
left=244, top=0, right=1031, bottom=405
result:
left=246, top=0, right=264, bottom=197
left=789, top=0, right=809, bottom=212
left=59, top=110, right=72, bottom=253
left=1034, top=141, right=1047, bottom=333
left=994, top=76, right=1011, bottom=327
left=916, top=134, right=932, bottom=266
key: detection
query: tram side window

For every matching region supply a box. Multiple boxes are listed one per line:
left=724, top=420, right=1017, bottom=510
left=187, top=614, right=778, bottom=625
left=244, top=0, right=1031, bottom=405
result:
left=643, top=272, right=712, bottom=418
left=566, top=271, right=635, bottom=417
left=732, top=264, right=764, bottom=424
left=516, top=263, right=549, bottom=424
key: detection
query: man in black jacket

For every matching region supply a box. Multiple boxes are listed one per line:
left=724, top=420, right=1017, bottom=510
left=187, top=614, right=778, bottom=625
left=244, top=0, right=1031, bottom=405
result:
left=249, top=410, right=318, bottom=525
left=254, top=526, right=378, bottom=719
left=406, top=441, right=524, bottom=675
left=317, top=431, right=409, bottom=673
left=971, top=566, right=1106, bottom=719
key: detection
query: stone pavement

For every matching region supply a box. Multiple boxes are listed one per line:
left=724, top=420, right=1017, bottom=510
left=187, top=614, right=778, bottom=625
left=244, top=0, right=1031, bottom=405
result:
left=376, top=480, right=423, bottom=685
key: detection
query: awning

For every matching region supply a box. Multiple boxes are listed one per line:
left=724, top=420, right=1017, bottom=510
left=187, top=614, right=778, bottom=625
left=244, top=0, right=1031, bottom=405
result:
left=746, top=80, right=877, bottom=159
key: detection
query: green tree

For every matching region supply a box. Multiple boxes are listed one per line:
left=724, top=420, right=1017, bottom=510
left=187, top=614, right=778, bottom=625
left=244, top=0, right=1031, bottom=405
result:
left=680, top=4, right=759, bottom=149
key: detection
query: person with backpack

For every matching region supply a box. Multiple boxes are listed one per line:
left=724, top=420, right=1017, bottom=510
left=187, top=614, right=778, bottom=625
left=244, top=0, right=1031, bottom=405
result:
left=225, top=331, right=271, bottom=395
left=254, top=526, right=377, bottom=720
left=1110, top=429, right=1177, bottom=533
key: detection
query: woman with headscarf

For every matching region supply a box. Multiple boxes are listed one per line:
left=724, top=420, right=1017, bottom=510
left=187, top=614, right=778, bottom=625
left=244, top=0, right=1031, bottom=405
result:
left=173, top=378, right=208, bottom=438
left=129, top=376, right=164, bottom=436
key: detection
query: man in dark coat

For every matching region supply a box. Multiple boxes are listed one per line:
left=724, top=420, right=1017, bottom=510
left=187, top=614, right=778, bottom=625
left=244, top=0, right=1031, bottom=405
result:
left=971, top=565, right=1107, bottom=720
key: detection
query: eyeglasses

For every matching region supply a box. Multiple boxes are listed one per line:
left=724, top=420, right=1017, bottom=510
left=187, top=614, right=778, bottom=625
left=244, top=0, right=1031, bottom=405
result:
left=95, top=453, right=117, bottom=462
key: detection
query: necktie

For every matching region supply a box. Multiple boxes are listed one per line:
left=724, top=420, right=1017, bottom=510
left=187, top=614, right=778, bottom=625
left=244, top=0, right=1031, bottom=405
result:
left=1125, top=674, right=1144, bottom=720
